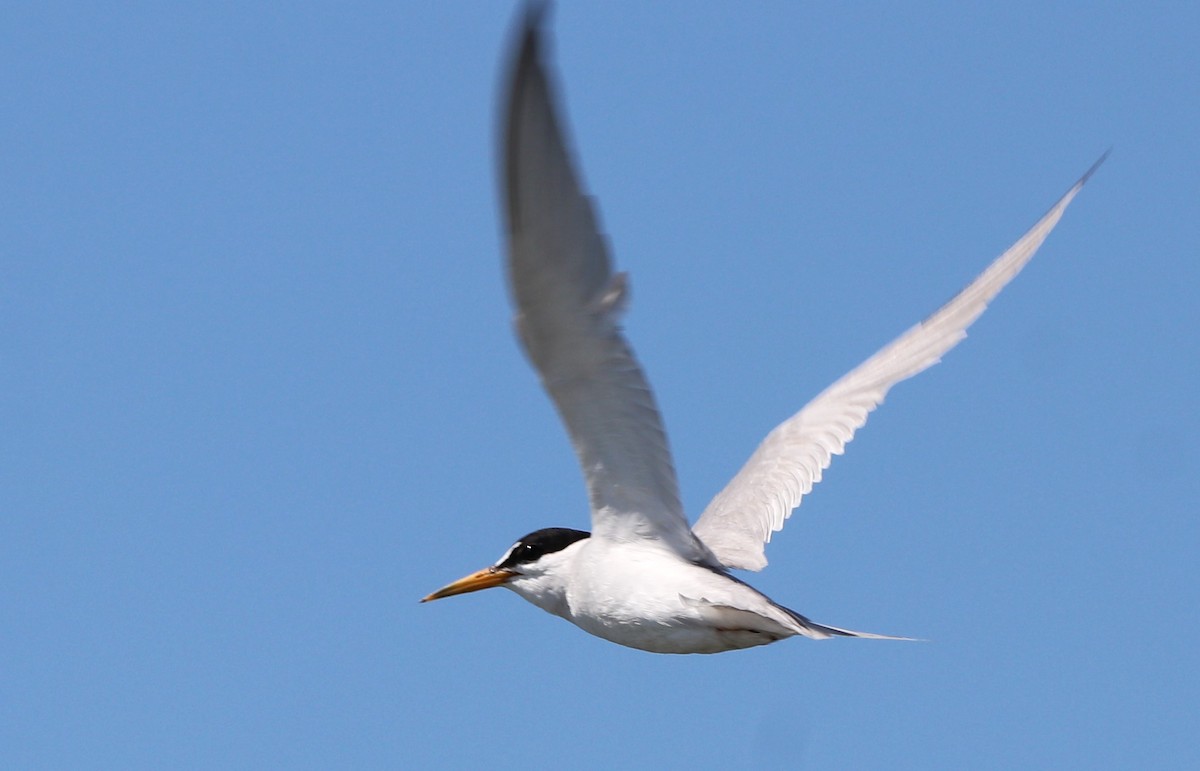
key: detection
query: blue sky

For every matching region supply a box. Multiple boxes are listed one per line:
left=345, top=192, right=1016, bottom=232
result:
left=3, top=2, right=1197, bottom=768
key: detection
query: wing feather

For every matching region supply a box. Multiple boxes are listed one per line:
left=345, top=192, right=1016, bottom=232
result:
left=502, top=12, right=704, bottom=556
left=692, top=156, right=1106, bottom=570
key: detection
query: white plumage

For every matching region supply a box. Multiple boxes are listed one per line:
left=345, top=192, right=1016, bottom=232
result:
left=422, top=7, right=1104, bottom=654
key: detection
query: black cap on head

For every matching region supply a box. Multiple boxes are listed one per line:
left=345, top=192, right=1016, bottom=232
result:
left=496, top=527, right=590, bottom=570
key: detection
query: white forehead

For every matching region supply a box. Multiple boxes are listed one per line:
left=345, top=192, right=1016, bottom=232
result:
left=494, top=541, right=521, bottom=566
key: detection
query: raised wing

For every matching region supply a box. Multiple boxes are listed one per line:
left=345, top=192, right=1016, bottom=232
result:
left=501, top=12, right=706, bottom=557
left=693, top=156, right=1106, bottom=570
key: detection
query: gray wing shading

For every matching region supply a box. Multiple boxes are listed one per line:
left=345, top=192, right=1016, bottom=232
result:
left=501, top=12, right=707, bottom=558
left=692, top=155, right=1107, bottom=571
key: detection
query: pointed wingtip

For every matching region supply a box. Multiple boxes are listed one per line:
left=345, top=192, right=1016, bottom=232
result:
left=1077, top=148, right=1111, bottom=188
left=504, top=1, right=552, bottom=96
left=516, top=0, right=551, bottom=55
left=1042, top=149, right=1109, bottom=222
left=501, top=1, right=557, bottom=231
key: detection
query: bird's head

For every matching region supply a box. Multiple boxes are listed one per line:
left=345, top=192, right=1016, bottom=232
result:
left=421, top=527, right=590, bottom=610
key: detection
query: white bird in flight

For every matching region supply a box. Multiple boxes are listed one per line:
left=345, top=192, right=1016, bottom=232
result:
left=422, top=7, right=1105, bottom=654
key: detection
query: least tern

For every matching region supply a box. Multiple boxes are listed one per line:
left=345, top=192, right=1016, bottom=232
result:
left=422, top=7, right=1104, bottom=654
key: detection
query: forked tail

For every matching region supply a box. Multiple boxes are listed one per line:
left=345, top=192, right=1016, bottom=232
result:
left=780, top=604, right=917, bottom=641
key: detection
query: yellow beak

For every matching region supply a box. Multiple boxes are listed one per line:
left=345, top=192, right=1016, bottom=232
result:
left=420, top=567, right=517, bottom=602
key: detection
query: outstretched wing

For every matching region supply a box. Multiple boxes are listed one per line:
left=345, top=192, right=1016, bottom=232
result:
left=692, top=156, right=1106, bottom=571
left=502, top=11, right=707, bottom=558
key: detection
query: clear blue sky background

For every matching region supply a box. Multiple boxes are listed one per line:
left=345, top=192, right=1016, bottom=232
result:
left=3, top=3, right=1197, bottom=769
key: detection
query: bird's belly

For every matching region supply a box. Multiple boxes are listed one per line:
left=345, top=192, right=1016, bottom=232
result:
left=570, top=611, right=785, bottom=654
left=561, top=552, right=793, bottom=654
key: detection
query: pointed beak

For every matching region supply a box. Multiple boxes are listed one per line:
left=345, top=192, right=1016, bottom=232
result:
left=420, top=567, right=517, bottom=602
